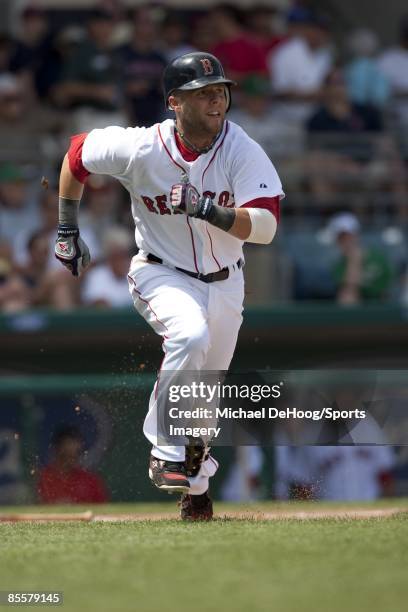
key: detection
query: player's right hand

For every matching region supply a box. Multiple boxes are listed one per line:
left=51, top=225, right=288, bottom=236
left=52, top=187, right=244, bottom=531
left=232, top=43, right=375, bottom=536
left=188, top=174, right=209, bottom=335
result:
left=170, top=181, right=201, bottom=216
left=55, top=224, right=91, bottom=277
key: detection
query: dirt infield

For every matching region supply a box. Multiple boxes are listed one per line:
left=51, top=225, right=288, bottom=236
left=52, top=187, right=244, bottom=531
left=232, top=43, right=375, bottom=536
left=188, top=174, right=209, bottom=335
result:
left=1, top=507, right=406, bottom=522
left=94, top=507, right=407, bottom=522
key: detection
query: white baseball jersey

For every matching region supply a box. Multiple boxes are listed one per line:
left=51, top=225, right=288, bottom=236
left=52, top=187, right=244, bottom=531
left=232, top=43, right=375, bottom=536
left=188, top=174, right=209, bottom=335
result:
left=81, top=118, right=284, bottom=274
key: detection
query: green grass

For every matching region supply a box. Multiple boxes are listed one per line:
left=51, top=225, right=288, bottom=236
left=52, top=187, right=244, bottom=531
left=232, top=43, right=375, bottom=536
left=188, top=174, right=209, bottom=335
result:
left=0, top=501, right=407, bottom=612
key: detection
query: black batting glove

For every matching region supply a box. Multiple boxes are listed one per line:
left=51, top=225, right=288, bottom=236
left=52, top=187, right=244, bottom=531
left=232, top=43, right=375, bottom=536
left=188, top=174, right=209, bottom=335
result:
left=55, top=224, right=91, bottom=277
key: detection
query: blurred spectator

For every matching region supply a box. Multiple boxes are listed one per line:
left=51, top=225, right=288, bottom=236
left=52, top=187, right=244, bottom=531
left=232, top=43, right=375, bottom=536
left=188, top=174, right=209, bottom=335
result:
left=81, top=227, right=133, bottom=307
left=14, top=186, right=59, bottom=268
left=79, top=175, right=120, bottom=259
left=10, top=184, right=96, bottom=310
left=21, top=230, right=51, bottom=291
left=0, top=239, right=30, bottom=312
left=221, top=446, right=264, bottom=502
left=119, top=6, right=166, bottom=126
left=55, top=7, right=125, bottom=132
left=0, top=74, right=63, bottom=165
left=0, top=34, right=15, bottom=75
left=345, top=28, right=390, bottom=109
left=275, top=406, right=395, bottom=501
left=328, top=213, right=393, bottom=304
left=9, top=5, right=51, bottom=99
left=0, top=163, right=39, bottom=247
left=190, top=15, right=217, bottom=52
left=269, top=8, right=333, bottom=123
left=306, top=68, right=385, bottom=207
left=100, top=0, right=123, bottom=16
left=229, top=74, right=304, bottom=160
left=37, top=27, right=84, bottom=105
left=245, top=4, right=287, bottom=59
left=19, top=229, right=79, bottom=310
left=308, top=445, right=394, bottom=501
left=99, top=0, right=131, bottom=46
left=276, top=445, right=395, bottom=501
left=38, top=425, right=109, bottom=504
left=307, top=68, right=383, bottom=146
left=13, top=181, right=106, bottom=283
left=313, top=446, right=395, bottom=500
left=159, top=13, right=196, bottom=63
left=209, top=3, right=268, bottom=83
left=377, top=15, right=408, bottom=130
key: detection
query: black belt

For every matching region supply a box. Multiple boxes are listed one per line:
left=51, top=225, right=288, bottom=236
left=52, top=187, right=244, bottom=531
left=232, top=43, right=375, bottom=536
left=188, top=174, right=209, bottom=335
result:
left=147, top=253, right=242, bottom=283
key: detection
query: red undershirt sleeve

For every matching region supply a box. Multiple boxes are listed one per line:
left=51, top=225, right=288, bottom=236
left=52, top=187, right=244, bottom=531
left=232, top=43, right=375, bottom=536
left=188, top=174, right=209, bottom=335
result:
left=240, top=196, right=280, bottom=223
left=67, top=132, right=90, bottom=183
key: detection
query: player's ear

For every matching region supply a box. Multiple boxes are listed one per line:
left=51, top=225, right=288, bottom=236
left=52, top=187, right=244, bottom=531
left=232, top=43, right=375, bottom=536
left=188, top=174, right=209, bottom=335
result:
left=169, top=93, right=182, bottom=112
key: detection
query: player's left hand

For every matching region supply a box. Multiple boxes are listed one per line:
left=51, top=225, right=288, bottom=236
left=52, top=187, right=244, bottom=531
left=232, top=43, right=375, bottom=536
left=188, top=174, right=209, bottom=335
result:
left=55, top=224, right=91, bottom=277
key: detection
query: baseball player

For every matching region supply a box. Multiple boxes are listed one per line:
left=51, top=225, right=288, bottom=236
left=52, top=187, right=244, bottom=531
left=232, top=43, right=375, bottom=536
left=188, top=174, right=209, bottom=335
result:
left=55, top=52, right=283, bottom=520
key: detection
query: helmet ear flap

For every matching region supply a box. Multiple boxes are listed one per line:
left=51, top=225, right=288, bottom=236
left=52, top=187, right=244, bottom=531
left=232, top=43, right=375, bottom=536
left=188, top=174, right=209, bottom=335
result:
left=225, top=85, right=231, bottom=112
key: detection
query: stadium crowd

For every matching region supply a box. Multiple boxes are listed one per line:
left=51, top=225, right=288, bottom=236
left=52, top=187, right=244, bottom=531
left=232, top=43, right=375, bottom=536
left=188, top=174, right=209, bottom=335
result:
left=1, top=1, right=408, bottom=311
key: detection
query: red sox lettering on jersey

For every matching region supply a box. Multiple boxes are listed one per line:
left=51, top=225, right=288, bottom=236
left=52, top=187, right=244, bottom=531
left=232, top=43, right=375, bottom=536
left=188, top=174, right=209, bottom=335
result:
left=140, top=190, right=234, bottom=216
left=71, top=119, right=283, bottom=275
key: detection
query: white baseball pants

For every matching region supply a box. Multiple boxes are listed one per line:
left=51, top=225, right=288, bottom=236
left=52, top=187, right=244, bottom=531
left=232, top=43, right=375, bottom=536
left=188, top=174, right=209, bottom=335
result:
left=128, top=253, right=245, bottom=494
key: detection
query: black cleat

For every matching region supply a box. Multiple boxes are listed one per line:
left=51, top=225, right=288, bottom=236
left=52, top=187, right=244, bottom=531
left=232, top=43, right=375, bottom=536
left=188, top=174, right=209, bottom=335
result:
left=179, top=490, right=213, bottom=521
left=185, top=438, right=209, bottom=478
left=149, top=455, right=190, bottom=494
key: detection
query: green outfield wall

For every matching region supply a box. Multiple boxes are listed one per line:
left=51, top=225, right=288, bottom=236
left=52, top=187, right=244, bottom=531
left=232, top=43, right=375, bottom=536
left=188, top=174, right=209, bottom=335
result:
left=1, top=304, right=408, bottom=373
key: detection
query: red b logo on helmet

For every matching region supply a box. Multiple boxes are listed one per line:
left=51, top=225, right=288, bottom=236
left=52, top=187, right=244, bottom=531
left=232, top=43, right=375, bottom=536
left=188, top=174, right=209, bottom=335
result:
left=200, top=58, right=214, bottom=75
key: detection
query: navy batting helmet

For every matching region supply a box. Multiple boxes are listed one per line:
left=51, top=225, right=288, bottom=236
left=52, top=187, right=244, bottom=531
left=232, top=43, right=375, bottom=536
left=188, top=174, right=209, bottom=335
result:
left=162, top=52, right=236, bottom=111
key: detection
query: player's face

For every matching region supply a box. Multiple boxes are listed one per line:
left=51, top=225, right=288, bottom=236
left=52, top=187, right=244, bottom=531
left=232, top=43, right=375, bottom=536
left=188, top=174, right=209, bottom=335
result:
left=173, top=84, right=228, bottom=140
